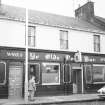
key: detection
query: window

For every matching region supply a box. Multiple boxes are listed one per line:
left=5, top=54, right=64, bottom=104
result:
left=93, top=65, right=105, bottom=83
left=85, top=64, right=92, bottom=84
left=0, top=62, right=6, bottom=85
left=60, top=30, right=68, bottom=49
left=28, top=26, right=35, bottom=47
left=42, top=63, right=60, bottom=85
left=63, top=64, right=71, bottom=83
left=94, top=35, right=100, bottom=52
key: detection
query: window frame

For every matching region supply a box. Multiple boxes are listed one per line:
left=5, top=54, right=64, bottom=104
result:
left=0, top=61, right=6, bottom=85
left=60, top=30, right=68, bottom=49
left=63, top=64, right=71, bottom=83
left=41, top=62, right=60, bottom=85
left=93, top=35, right=100, bottom=52
left=93, top=64, right=105, bottom=84
left=28, top=63, right=40, bottom=84
left=28, top=26, right=36, bottom=47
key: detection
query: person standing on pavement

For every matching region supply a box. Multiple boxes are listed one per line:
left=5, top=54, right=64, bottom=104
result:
left=28, top=75, right=36, bottom=101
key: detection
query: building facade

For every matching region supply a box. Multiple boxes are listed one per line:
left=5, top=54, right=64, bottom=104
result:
left=0, top=2, right=105, bottom=99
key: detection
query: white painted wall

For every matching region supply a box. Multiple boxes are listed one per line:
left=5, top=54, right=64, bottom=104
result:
left=0, top=19, right=105, bottom=54
left=68, top=30, right=94, bottom=53
left=36, top=25, right=105, bottom=53
left=36, top=25, right=60, bottom=50
left=0, top=20, right=25, bottom=47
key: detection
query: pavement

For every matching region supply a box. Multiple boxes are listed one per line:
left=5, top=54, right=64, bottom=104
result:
left=0, top=94, right=100, bottom=105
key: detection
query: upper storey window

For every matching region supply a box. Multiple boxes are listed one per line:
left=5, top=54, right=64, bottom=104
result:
left=94, top=35, right=100, bottom=52
left=60, top=30, right=68, bottom=49
left=28, top=26, right=35, bottom=47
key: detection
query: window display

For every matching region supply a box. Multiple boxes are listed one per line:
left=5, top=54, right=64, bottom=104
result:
left=42, top=63, right=60, bottom=85
left=93, top=65, right=105, bottom=82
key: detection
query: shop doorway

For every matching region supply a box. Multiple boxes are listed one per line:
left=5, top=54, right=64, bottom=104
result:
left=8, top=62, right=23, bottom=99
left=28, top=63, right=40, bottom=84
left=72, top=69, right=82, bottom=94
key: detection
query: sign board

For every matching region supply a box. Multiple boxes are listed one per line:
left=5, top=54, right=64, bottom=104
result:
left=74, top=51, right=82, bottom=62
left=0, top=50, right=75, bottom=62
left=83, top=55, right=105, bottom=63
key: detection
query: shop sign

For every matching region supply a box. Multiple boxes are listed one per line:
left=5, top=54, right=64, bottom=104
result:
left=45, top=53, right=60, bottom=61
left=83, top=55, right=105, bottom=63
left=0, top=50, right=25, bottom=59
left=29, top=52, right=39, bottom=60
left=74, top=51, right=82, bottom=62
left=0, top=50, right=75, bottom=62
left=29, top=52, right=74, bottom=62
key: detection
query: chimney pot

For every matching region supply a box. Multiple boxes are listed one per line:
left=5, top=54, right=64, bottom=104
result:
left=75, top=1, right=94, bottom=22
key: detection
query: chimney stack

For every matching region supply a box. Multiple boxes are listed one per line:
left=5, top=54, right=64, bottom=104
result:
left=75, top=1, right=94, bottom=22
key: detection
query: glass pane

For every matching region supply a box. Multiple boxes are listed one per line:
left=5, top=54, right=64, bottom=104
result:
left=0, top=62, right=6, bottom=84
left=60, top=31, right=68, bottom=40
left=94, top=35, right=100, bottom=52
left=85, top=65, right=92, bottom=84
left=93, top=65, right=105, bottom=82
left=28, top=26, right=35, bottom=37
left=28, top=36, right=35, bottom=47
left=60, top=40, right=68, bottom=49
left=42, top=63, right=60, bottom=85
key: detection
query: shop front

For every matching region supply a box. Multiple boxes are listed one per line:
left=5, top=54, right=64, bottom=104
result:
left=28, top=51, right=75, bottom=96
left=82, top=53, right=105, bottom=93
left=0, top=49, right=25, bottom=99
left=0, top=47, right=89, bottom=98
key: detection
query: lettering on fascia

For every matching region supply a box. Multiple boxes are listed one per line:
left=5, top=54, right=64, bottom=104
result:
left=65, top=55, right=74, bottom=61
left=30, top=52, right=39, bottom=60
left=7, top=52, right=23, bottom=58
left=45, top=53, right=60, bottom=60
left=84, top=56, right=89, bottom=62
left=84, top=56, right=96, bottom=62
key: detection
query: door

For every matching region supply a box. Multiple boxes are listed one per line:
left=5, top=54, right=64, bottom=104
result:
left=63, top=64, right=71, bottom=94
left=9, top=62, right=23, bottom=99
left=28, top=63, right=40, bottom=84
left=72, top=69, right=82, bottom=94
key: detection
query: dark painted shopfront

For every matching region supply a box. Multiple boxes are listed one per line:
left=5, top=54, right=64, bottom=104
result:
left=0, top=47, right=84, bottom=98
left=82, top=53, right=105, bottom=93
left=1, top=47, right=105, bottom=99
left=0, top=49, right=25, bottom=98
left=28, top=50, right=76, bottom=96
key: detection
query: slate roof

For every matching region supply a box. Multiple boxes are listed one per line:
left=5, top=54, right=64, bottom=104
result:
left=0, top=4, right=104, bottom=33
left=95, top=16, right=105, bottom=23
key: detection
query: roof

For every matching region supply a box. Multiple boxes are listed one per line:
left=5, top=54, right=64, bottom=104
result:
left=95, top=16, right=105, bottom=23
left=0, top=4, right=104, bottom=33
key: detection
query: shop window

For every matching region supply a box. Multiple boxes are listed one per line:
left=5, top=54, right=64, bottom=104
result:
left=60, top=30, right=68, bottom=49
left=42, top=63, right=60, bottom=85
left=0, top=62, right=6, bottom=85
left=63, top=64, right=71, bottom=83
left=85, top=64, right=92, bottom=84
left=93, top=64, right=105, bottom=83
left=29, top=63, right=40, bottom=83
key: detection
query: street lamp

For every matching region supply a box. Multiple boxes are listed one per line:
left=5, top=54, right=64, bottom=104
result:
left=24, top=2, right=28, bottom=102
